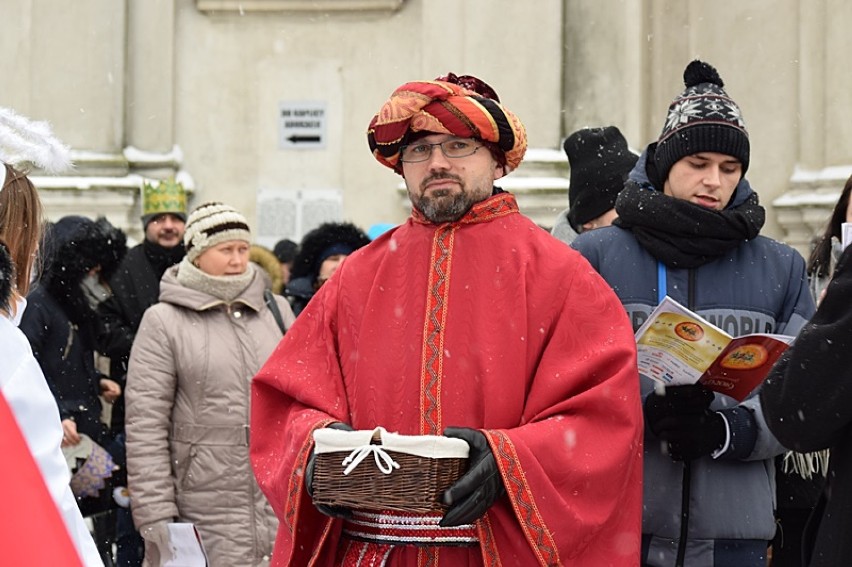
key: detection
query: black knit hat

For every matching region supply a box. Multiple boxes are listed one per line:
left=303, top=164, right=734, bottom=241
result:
left=654, top=60, right=750, bottom=182
left=565, top=126, right=638, bottom=232
left=272, top=239, right=298, bottom=264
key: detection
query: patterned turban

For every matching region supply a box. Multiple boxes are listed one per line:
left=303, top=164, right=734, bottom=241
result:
left=367, top=73, right=527, bottom=174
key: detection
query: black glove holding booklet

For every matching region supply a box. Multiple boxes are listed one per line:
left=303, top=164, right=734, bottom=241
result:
left=644, top=384, right=726, bottom=461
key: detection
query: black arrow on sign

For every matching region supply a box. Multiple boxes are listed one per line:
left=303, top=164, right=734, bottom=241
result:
left=288, top=134, right=321, bottom=143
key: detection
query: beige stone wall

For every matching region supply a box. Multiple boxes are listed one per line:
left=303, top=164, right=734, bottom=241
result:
left=561, top=0, right=852, bottom=254
left=0, top=1, right=126, bottom=151
left=166, top=0, right=564, bottom=240
left=644, top=0, right=803, bottom=241
left=2, top=0, right=849, bottom=253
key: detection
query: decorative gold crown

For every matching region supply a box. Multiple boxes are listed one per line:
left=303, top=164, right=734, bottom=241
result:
left=141, top=179, right=187, bottom=217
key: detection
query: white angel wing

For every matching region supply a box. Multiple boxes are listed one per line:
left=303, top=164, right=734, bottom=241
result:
left=0, top=107, right=72, bottom=174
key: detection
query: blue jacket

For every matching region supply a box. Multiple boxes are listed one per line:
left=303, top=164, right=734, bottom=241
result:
left=572, top=151, right=815, bottom=565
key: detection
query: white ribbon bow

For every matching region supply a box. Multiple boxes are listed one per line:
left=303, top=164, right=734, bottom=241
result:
left=341, top=444, right=401, bottom=476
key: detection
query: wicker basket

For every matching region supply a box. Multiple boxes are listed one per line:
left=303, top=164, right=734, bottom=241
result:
left=311, top=427, right=469, bottom=514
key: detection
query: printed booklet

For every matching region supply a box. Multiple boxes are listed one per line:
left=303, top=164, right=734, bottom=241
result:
left=163, top=523, right=208, bottom=567
left=635, top=296, right=793, bottom=401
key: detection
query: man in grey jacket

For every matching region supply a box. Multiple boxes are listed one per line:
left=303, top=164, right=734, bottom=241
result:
left=573, top=60, right=815, bottom=566
left=551, top=125, right=638, bottom=244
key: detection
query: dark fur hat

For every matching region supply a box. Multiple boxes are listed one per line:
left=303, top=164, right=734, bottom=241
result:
left=291, top=222, right=370, bottom=283
left=41, top=215, right=127, bottom=289
left=38, top=216, right=127, bottom=349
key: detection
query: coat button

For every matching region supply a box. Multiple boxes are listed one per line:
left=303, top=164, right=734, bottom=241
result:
left=233, top=310, right=242, bottom=318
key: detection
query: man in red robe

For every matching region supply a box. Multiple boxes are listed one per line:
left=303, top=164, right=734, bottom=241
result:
left=251, top=73, right=643, bottom=566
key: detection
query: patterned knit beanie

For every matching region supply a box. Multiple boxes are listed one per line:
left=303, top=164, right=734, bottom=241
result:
left=367, top=72, right=527, bottom=175
left=183, top=202, right=251, bottom=263
left=654, top=60, right=749, bottom=182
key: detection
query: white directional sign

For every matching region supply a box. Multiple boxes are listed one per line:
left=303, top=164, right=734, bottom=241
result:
left=278, top=101, right=327, bottom=149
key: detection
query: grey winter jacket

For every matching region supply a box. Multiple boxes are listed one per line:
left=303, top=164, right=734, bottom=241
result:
left=126, top=264, right=295, bottom=566
left=572, top=154, right=815, bottom=566
left=550, top=207, right=579, bottom=245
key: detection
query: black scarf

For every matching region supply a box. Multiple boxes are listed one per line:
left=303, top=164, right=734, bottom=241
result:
left=143, top=239, right=186, bottom=279
left=614, top=181, right=765, bottom=269
left=45, top=273, right=100, bottom=350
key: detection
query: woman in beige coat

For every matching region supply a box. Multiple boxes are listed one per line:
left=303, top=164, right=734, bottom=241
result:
left=126, top=202, right=295, bottom=566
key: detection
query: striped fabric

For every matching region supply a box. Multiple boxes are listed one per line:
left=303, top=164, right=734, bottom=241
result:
left=367, top=77, right=527, bottom=174
left=342, top=510, right=478, bottom=548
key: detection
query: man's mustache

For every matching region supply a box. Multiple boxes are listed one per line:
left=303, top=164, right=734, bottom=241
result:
left=420, top=172, right=462, bottom=191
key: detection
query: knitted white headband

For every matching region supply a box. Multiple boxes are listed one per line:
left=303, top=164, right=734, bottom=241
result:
left=184, top=202, right=252, bottom=263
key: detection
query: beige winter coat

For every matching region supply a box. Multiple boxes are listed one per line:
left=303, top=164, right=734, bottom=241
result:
left=126, top=264, right=295, bottom=566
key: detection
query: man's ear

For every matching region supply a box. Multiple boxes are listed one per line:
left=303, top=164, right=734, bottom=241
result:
left=493, top=163, right=506, bottom=180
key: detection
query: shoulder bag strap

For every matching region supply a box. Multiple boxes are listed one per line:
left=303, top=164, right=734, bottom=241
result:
left=264, top=288, right=287, bottom=336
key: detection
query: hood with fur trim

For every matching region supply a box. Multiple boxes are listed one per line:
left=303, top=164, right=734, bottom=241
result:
left=36, top=216, right=127, bottom=349
left=290, top=222, right=370, bottom=283
left=250, top=244, right=284, bottom=294
left=40, top=216, right=127, bottom=289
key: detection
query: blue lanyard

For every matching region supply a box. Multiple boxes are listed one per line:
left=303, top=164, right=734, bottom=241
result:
left=657, top=261, right=667, bottom=304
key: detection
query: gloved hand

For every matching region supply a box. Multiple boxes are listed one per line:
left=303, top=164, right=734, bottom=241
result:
left=140, top=521, right=173, bottom=567
left=306, top=421, right=354, bottom=519
left=644, top=384, right=725, bottom=461
left=439, top=427, right=506, bottom=527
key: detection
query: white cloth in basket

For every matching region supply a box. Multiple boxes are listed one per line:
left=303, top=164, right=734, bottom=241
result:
left=312, top=427, right=470, bottom=475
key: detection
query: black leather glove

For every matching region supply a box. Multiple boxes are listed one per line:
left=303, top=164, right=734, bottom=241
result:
left=439, top=427, right=506, bottom=527
left=306, top=421, right=354, bottom=519
left=644, top=384, right=725, bottom=461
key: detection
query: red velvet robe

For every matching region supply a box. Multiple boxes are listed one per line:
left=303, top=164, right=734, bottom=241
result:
left=251, top=193, right=643, bottom=566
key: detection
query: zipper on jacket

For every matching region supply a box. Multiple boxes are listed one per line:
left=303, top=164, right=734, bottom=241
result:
left=62, top=322, right=76, bottom=361
left=225, top=305, right=262, bottom=560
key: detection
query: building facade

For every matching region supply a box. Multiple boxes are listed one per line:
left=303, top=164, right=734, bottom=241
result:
left=2, top=0, right=848, bottom=255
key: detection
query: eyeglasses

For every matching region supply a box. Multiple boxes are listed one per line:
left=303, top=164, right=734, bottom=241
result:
left=399, top=138, right=484, bottom=163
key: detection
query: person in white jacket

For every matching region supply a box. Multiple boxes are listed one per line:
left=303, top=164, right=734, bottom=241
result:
left=0, top=162, right=103, bottom=566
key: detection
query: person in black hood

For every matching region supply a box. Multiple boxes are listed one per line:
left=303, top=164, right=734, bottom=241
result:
left=20, top=214, right=127, bottom=564
left=22, top=215, right=126, bottom=446
left=285, top=222, right=370, bottom=316
left=761, top=245, right=852, bottom=567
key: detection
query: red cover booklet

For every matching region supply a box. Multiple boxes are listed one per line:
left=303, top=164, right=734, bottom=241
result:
left=635, top=296, right=794, bottom=401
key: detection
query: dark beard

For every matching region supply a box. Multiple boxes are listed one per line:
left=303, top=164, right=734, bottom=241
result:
left=413, top=189, right=476, bottom=223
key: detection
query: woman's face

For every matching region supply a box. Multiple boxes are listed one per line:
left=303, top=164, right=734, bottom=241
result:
left=195, top=239, right=250, bottom=276
left=316, top=254, right=347, bottom=288
left=846, top=194, right=852, bottom=223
